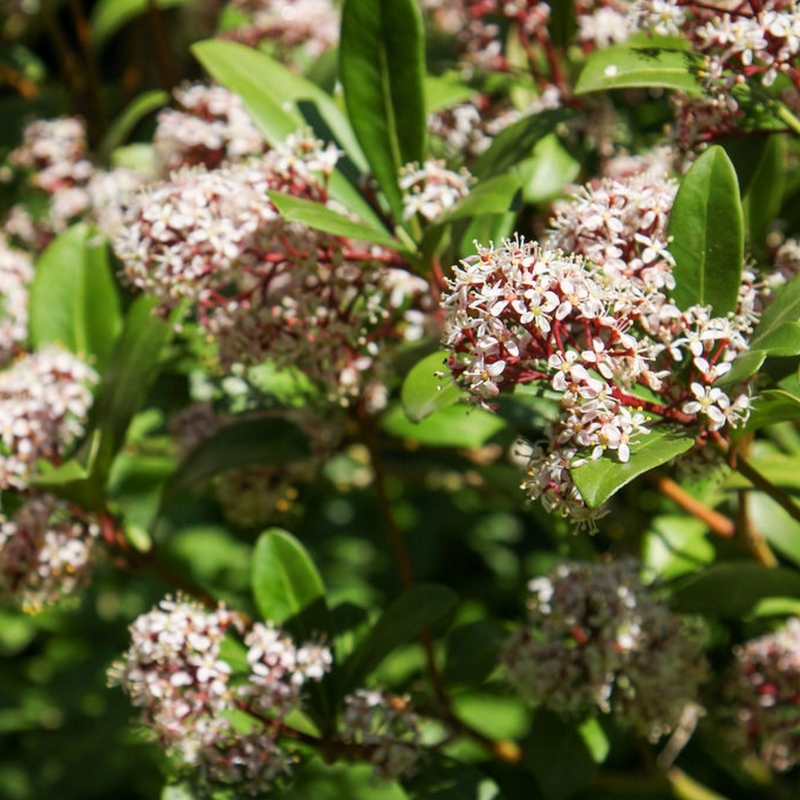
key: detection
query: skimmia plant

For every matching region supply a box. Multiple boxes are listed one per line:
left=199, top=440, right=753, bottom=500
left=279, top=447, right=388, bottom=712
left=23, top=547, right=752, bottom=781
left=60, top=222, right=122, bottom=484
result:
left=8, top=0, right=800, bottom=798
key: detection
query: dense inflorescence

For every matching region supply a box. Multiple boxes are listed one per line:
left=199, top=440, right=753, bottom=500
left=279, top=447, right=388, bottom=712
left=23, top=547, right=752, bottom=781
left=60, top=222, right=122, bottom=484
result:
left=399, top=159, right=475, bottom=222
left=724, top=617, right=800, bottom=772
left=0, top=235, right=33, bottom=363
left=0, top=348, right=98, bottom=490
left=501, top=559, right=708, bottom=740
left=0, top=494, right=100, bottom=612
left=441, top=167, right=754, bottom=523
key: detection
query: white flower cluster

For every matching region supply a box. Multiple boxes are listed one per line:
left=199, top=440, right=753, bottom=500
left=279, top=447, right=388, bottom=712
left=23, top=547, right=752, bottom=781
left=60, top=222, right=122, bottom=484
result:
left=0, top=493, right=100, bottom=612
left=575, top=0, right=632, bottom=49
left=725, top=617, right=800, bottom=772
left=341, top=689, right=422, bottom=779
left=116, top=129, right=428, bottom=408
left=0, top=235, right=33, bottom=363
left=109, top=596, right=332, bottom=795
left=400, top=159, right=475, bottom=222
left=154, top=83, right=267, bottom=174
left=224, top=0, right=339, bottom=61
left=501, top=559, right=708, bottom=741
left=0, top=347, right=98, bottom=490
left=441, top=170, right=753, bottom=522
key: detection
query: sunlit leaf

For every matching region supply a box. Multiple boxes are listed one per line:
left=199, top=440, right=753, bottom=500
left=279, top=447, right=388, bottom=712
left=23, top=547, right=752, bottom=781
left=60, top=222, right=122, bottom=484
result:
left=749, top=273, right=800, bottom=356
left=401, top=351, right=464, bottom=423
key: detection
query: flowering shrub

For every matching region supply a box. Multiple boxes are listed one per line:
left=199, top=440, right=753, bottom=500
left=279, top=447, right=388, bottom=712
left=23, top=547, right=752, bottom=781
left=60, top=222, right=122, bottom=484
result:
left=6, top=1, right=800, bottom=798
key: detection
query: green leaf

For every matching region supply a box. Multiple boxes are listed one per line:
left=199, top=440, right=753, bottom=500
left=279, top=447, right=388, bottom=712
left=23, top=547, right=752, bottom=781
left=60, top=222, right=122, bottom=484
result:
left=191, top=40, right=367, bottom=172
left=267, top=191, right=401, bottom=251
left=191, top=39, right=382, bottom=229
left=749, top=273, right=800, bottom=356
left=735, top=389, right=800, bottom=439
left=159, top=417, right=310, bottom=512
left=425, top=74, right=477, bottom=114
left=667, top=146, right=744, bottom=315
left=91, top=0, right=191, bottom=48
left=571, top=427, right=695, bottom=509
left=98, top=89, right=169, bottom=162
left=405, top=756, right=501, bottom=800
left=471, top=108, right=576, bottom=179
left=443, top=619, right=505, bottom=687
left=671, top=563, right=800, bottom=617
left=401, top=351, right=464, bottom=422
left=524, top=709, right=598, bottom=800
left=436, top=173, right=521, bottom=224
left=716, top=349, right=766, bottom=385
left=29, top=223, right=122, bottom=371
left=251, top=528, right=330, bottom=634
left=517, top=134, right=581, bottom=204
left=574, top=45, right=702, bottom=96
left=340, top=0, right=426, bottom=220
left=745, top=134, right=786, bottom=252
left=381, top=402, right=507, bottom=448
left=89, top=295, right=174, bottom=472
left=642, top=515, right=715, bottom=581
left=342, top=584, right=457, bottom=692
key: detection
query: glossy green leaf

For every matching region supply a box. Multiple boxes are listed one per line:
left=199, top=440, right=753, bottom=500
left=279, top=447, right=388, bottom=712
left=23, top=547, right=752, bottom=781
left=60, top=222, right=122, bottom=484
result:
left=667, top=146, right=744, bottom=315
left=745, top=134, right=786, bottom=253
left=191, top=40, right=367, bottom=172
left=749, top=273, right=800, bottom=355
left=401, top=350, right=464, bottom=422
left=716, top=349, right=766, bottom=385
left=159, top=417, right=310, bottom=511
left=91, top=0, right=191, bottom=47
left=425, top=74, right=477, bottom=114
left=342, top=584, right=457, bottom=692
left=191, top=39, right=381, bottom=229
left=436, top=174, right=521, bottom=224
left=98, top=89, right=169, bottom=162
left=642, top=515, right=714, bottom=581
left=747, top=493, right=800, bottom=570
left=251, top=528, right=330, bottom=634
left=471, top=108, right=576, bottom=179
left=524, top=709, right=598, bottom=800
left=340, top=0, right=426, bottom=220
left=671, top=563, right=800, bottom=617
left=29, top=223, right=122, bottom=370
left=575, top=45, right=702, bottom=96
left=719, top=135, right=771, bottom=197
left=735, top=390, right=800, bottom=439
left=90, top=295, right=174, bottom=470
left=381, top=402, right=507, bottom=448
left=571, top=427, right=694, bottom=509
left=518, top=134, right=581, bottom=204
left=267, top=191, right=401, bottom=250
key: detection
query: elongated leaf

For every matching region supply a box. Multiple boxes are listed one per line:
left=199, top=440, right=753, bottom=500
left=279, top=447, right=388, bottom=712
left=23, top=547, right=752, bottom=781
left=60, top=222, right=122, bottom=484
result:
left=191, top=40, right=367, bottom=172
left=425, top=75, right=477, bottom=113
left=267, top=192, right=401, bottom=250
left=745, top=134, right=786, bottom=252
left=29, top=223, right=122, bottom=370
left=91, top=0, right=190, bottom=47
left=571, top=427, right=694, bottom=509
left=401, top=350, right=465, bottom=422
left=340, top=0, right=426, bottom=220
left=191, top=39, right=381, bottom=229
left=671, top=563, right=800, bottom=617
left=90, top=295, right=174, bottom=467
left=575, top=45, right=702, bottom=96
left=159, top=417, right=310, bottom=511
left=98, top=89, right=168, bottom=161
left=436, top=174, right=521, bottom=224
left=252, top=528, right=329, bottom=632
left=716, top=349, right=766, bottom=385
left=667, top=146, right=744, bottom=315
left=381, top=402, right=506, bottom=448
left=342, top=584, right=457, bottom=692
left=749, top=273, right=800, bottom=355
left=471, top=108, right=576, bottom=179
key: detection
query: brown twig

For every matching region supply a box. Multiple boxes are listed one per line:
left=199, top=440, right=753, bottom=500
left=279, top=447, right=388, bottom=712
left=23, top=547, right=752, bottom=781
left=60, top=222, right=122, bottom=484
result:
left=147, top=0, right=179, bottom=90
left=0, top=62, right=40, bottom=98
left=645, top=471, right=735, bottom=537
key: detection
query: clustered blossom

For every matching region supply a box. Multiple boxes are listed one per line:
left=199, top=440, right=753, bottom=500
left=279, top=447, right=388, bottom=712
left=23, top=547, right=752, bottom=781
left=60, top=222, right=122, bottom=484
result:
left=154, top=83, right=267, bottom=174
left=109, top=596, right=331, bottom=794
left=222, top=0, right=339, bottom=62
left=0, top=494, right=100, bottom=612
left=501, top=559, right=708, bottom=740
left=0, top=236, right=33, bottom=363
left=724, top=617, right=800, bottom=771
left=442, top=169, right=753, bottom=522
left=399, top=159, right=475, bottom=221
left=116, top=129, right=429, bottom=408
left=341, top=689, right=422, bottom=779
left=0, top=348, right=98, bottom=490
